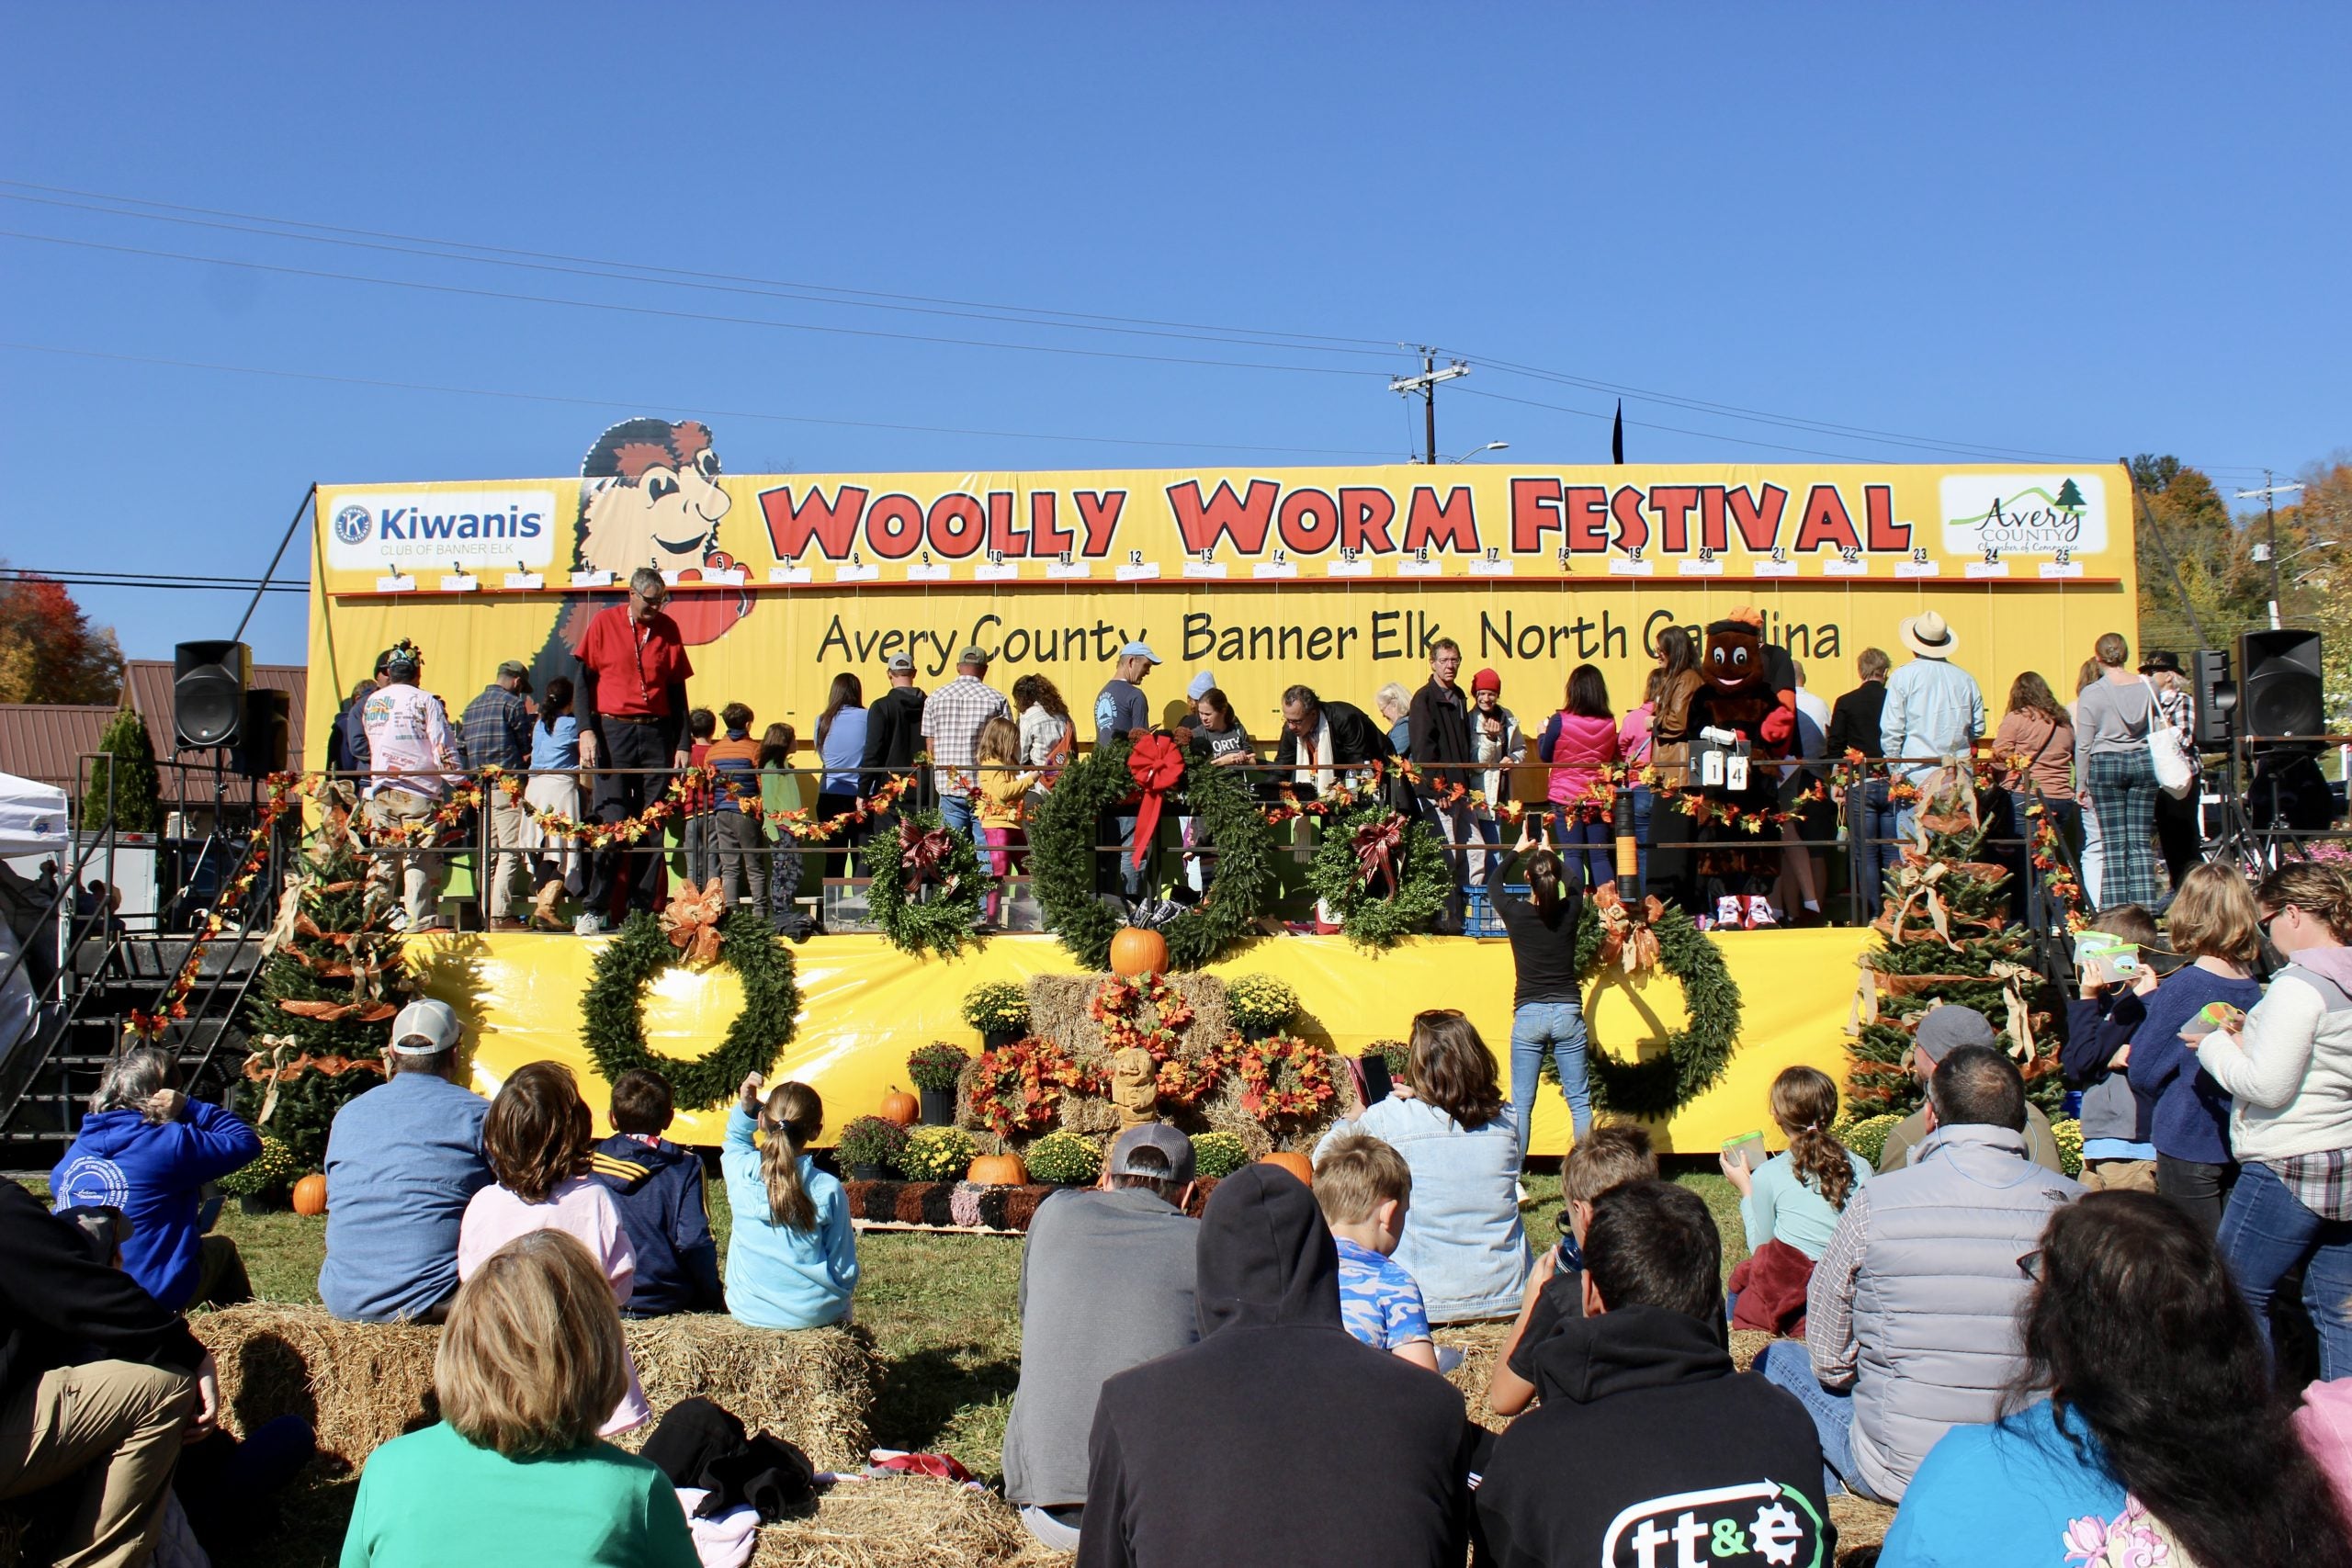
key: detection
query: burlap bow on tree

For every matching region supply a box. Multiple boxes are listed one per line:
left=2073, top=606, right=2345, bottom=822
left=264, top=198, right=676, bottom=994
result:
left=1350, top=811, right=1407, bottom=897
left=1883, top=857, right=1959, bottom=950
left=1125, top=734, right=1187, bottom=870
left=1986, top=959, right=2040, bottom=1063
left=1590, top=884, right=1665, bottom=978
left=659, top=877, right=729, bottom=967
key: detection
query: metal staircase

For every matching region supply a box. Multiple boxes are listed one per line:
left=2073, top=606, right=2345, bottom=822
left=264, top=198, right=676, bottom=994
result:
left=1, top=830, right=288, bottom=1169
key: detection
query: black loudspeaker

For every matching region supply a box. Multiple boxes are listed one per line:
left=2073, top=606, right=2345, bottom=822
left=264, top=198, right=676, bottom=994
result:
left=232, top=689, right=290, bottom=779
left=2237, top=629, right=2324, bottom=750
left=2190, top=649, right=2235, bottom=750
left=173, top=640, right=250, bottom=750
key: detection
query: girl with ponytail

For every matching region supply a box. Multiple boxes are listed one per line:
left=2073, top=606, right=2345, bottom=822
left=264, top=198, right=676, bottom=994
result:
left=1721, top=1065, right=1871, bottom=1263
left=2199, top=859, right=2352, bottom=1378
left=721, top=1074, right=857, bottom=1329
left=1489, top=817, right=1590, bottom=1165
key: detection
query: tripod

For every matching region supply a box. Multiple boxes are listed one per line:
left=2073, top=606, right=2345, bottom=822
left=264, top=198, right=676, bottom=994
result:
left=2201, top=739, right=2315, bottom=880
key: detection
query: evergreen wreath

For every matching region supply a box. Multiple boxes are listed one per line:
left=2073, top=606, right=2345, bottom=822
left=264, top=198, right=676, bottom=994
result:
left=1306, top=804, right=1453, bottom=947
left=579, top=908, right=799, bottom=1111
left=865, top=808, right=991, bottom=957
left=1025, top=739, right=1274, bottom=971
left=1570, top=902, right=1742, bottom=1119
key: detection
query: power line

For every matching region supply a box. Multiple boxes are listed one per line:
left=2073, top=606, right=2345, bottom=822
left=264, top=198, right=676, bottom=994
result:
left=1, top=569, right=304, bottom=594
left=1452, top=386, right=1895, bottom=463
left=0, top=176, right=2287, bottom=478
left=0, top=230, right=1388, bottom=380
left=0, top=188, right=1407, bottom=364
left=0, top=342, right=1408, bottom=460
left=0, top=177, right=1403, bottom=354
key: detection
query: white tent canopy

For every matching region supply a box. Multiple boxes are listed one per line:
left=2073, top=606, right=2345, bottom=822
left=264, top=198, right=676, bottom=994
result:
left=0, top=772, right=70, bottom=860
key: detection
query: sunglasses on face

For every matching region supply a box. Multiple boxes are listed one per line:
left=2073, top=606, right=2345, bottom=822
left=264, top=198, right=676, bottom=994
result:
left=2018, top=1250, right=2043, bottom=1281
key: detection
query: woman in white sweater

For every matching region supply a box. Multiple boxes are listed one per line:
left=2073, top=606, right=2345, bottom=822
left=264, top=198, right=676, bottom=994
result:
left=2198, top=860, right=2352, bottom=1379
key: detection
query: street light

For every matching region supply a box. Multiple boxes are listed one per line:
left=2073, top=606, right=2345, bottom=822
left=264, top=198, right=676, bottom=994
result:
left=1443, top=441, right=1510, bottom=463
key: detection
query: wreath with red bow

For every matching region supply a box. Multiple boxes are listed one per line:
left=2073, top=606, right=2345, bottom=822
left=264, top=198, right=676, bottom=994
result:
left=1026, top=737, right=1275, bottom=971
left=1306, top=802, right=1454, bottom=947
left=865, top=807, right=992, bottom=957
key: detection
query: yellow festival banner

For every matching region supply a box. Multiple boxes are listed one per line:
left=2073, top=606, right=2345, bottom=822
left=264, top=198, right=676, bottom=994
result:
left=309, top=429, right=2134, bottom=759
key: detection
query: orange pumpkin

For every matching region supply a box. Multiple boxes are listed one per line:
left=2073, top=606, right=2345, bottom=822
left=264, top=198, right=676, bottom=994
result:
left=968, top=1152, right=1028, bottom=1186
left=1110, top=926, right=1169, bottom=978
left=291, top=1173, right=329, bottom=1216
left=1258, top=1151, right=1315, bottom=1187
left=878, top=1086, right=920, bottom=1128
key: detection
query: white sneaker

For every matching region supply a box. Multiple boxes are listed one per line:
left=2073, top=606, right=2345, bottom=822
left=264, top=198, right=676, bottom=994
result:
left=574, top=913, right=607, bottom=937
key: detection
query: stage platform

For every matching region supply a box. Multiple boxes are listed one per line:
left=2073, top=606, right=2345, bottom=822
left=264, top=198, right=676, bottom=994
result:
left=404, top=929, right=1874, bottom=1156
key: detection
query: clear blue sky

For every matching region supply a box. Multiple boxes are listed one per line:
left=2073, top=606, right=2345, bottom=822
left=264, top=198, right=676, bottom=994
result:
left=4, top=3, right=2343, bottom=666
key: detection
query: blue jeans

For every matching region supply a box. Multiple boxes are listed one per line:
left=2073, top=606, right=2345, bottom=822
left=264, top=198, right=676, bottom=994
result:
left=939, top=791, right=978, bottom=844
left=1852, top=780, right=1899, bottom=920
left=1510, top=999, right=1591, bottom=1163
left=2218, top=1157, right=2352, bottom=1381
left=1550, top=811, right=1613, bottom=892
left=1755, top=1341, right=1874, bottom=1500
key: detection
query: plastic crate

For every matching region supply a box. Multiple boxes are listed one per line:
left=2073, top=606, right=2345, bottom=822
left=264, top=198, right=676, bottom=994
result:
left=1462, top=884, right=1530, bottom=937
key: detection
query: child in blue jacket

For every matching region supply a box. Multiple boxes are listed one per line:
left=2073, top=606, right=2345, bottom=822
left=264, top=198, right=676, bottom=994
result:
left=722, top=1075, right=856, bottom=1329
left=589, top=1068, right=722, bottom=1315
left=51, top=1045, right=260, bottom=1311
left=2059, top=904, right=2167, bottom=1191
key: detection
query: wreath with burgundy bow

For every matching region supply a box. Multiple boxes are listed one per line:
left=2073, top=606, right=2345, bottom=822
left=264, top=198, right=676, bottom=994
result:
left=1306, top=802, right=1453, bottom=948
left=865, top=807, right=993, bottom=956
left=1025, top=736, right=1274, bottom=971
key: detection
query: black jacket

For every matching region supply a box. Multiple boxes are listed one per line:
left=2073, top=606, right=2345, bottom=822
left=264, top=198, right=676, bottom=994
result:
left=1078, top=1165, right=1471, bottom=1568
left=1476, top=1305, right=1832, bottom=1568
left=1, top=1178, right=206, bottom=1402
left=1825, top=681, right=1887, bottom=766
left=861, top=684, right=929, bottom=781
left=591, top=1135, right=723, bottom=1316
left=1271, top=701, right=1395, bottom=798
left=1408, top=680, right=1476, bottom=792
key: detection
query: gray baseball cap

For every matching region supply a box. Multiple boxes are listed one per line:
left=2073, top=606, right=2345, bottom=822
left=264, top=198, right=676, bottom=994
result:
left=1108, top=1123, right=1195, bottom=1186
left=1913, top=1003, right=1997, bottom=1065
left=389, top=998, right=461, bottom=1055
left=886, top=653, right=916, bottom=674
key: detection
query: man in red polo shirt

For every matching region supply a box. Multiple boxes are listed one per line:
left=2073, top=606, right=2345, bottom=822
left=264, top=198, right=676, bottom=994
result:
left=574, top=567, right=694, bottom=934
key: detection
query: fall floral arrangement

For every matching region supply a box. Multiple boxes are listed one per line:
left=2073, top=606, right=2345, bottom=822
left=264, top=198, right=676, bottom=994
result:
left=968, top=1036, right=1099, bottom=1140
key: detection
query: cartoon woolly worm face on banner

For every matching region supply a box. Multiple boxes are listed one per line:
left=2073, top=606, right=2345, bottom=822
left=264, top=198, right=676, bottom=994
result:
left=572, top=418, right=745, bottom=646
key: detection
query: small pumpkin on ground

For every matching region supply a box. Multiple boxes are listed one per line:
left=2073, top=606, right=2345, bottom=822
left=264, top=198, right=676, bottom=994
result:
left=967, top=1152, right=1028, bottom=1187
left=291, top=1172, right=329, bottom=1216
left=1257, top=1151, right=1314, bottom=1187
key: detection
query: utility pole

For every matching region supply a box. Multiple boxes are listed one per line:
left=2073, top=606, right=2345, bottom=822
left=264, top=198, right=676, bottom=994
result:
left=2239, top=472, right=2309, bottom=632
left=1390, top=348, right=1469, bottom=464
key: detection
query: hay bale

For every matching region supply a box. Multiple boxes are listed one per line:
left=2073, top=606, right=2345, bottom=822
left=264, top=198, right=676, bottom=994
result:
left=1434, top=1322, right=1513, bottom=1431
left=1830, top=1494, right=1895, bottom=1556
left=754, top=1478, right=1066, bottom=1568
left=623, top=1315, right=878, bottom=1472
left=190, top=1305, right=877, bottom=1472
left=194, top=1303, right=443, bottom=1465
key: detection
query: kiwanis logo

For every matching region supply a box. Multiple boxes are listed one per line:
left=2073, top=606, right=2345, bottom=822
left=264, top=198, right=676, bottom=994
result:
left=333, top=504, right=373, bottom=546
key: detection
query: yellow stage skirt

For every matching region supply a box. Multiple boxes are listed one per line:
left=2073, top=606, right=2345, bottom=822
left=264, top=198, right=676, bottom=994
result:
left=409, top=929, right=1871, bottom=1157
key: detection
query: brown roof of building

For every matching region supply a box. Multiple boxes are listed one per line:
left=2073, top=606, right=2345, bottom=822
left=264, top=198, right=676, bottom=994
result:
left=0, top=661, right=307, bottom=804
left=0, top=704, right=114, bottom=794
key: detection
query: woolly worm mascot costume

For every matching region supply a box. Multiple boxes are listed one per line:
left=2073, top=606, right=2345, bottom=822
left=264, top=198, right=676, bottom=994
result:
left=1681, top=619, right=1795, bottom=895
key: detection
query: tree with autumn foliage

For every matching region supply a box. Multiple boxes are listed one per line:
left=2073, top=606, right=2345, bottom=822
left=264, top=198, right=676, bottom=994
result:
left=0, top=565, right=123, bottom=705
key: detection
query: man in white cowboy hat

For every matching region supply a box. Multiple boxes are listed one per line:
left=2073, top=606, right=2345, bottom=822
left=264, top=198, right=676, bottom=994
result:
left=1879, top=610, right=1984, bottom=835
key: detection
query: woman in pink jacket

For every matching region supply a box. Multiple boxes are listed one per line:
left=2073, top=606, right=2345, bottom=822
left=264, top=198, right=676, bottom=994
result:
left=1536, top=665, right=1622, bottom=892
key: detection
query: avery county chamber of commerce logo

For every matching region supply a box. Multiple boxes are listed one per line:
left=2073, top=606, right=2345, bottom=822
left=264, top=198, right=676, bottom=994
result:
left=1939, top=472, right=2109, bottom=558
left=333, top=504, right=372, bottom=545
